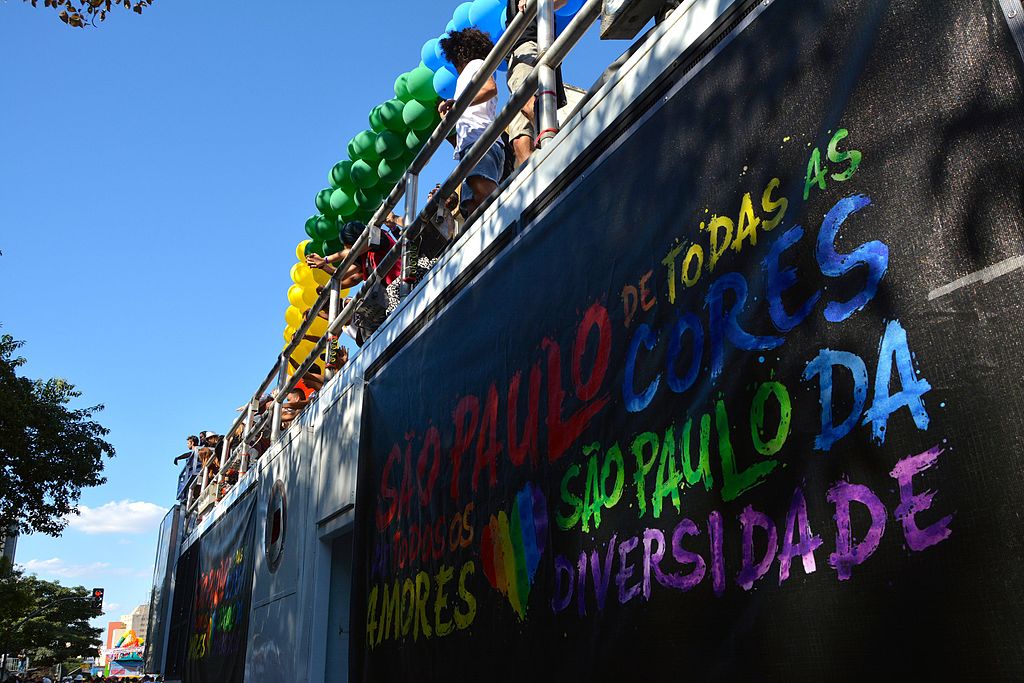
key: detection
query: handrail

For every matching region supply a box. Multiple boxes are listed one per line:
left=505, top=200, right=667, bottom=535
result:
left=189, top=0, right=605, bottom=520
left=276, top=0, right=601, bottom=407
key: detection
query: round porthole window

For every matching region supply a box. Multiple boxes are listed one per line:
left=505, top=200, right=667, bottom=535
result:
left=265, top=479, right=287, bottom=573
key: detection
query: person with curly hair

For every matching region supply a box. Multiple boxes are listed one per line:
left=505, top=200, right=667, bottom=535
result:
left=438, top=28, right=505, bottom=217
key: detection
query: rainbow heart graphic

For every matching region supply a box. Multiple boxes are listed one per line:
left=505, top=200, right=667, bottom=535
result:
left=480, top=483, right=548, bottom=621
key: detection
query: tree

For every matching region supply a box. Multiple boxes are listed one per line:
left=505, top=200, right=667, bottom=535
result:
left=21, top=0, right=155, bottom=28
left=0, top=332, right=115, bottom=537
left=0, top=559, right=103, bottom=667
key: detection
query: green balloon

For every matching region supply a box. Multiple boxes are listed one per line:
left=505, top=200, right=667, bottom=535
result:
left=348, top=130, right=380, bottom=163
left=315, top=215, right=335, bottom=239
left=394, top=72, right=413, bottom=102
left=406, top=127, right=427, bottom=153
left=355, top=184, right=385, bottom=210
left=329, top=160, right=353, bottom=190
left=304, top=215, right=320, bottom=240
left=305, top=240, right=324, bottom=257
left=407, top=66, right=438, bottom=102
left=350, top=159, right=378, bottom=189
left=378, top=157, right=406, bottom=185
left=402, top=146, right=420, bottom=166
left=352, top=207, right=376, bottom=223
left=322, top=238, right=343, bottom=256
left=374, top=130, right=405, bottom=161
left=402, top=99, right=436, bottom=132
left=380, top=99, right=407, bottom=133
left=314, top=214, right=338, bottom=242
left=315, top=188, right=336, bottom=216
left=329, top=188, right=357, bottom=216
left=369, top=105, right=386, bottom=134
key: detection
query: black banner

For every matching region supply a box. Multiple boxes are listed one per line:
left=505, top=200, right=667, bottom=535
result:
left=164, top=542, right=197, bottom=680
left=145, top=506, right=181, bottom=673
left=356, top=0, right=1024, bottom=679
left=164, top=492, right=257, bottom=682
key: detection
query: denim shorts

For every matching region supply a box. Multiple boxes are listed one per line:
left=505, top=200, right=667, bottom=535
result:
left=460, top=140, right=505, bottom=210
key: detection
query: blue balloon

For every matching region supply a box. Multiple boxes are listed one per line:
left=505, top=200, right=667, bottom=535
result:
left=469, top=0, right=504, bottom=39
left=446, top=19, right=458, bottom=33
left=452, top=1, right=473, bottom=30
left=555, top=0, right=585, bottom=16
left=500, top=6, right=507, bottom=28
left=555, top=11, right=569, bottom=35
left=433, top=65, right=458, bottom=100
left=435, top=34, right=449, bottom=62
left=422, top=38, right=446, bottom=71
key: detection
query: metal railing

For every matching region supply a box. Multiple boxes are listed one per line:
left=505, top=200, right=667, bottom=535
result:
left=182, top=0, right=607, bottom=525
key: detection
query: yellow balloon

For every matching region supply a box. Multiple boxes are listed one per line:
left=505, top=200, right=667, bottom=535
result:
left=291, top=340, right=314, bottom=364
left=285, top=306, right=303, bottom=330
left=311, top=267, right=331, bottom=286
left=340, top=287, right=351, bottom=298
left=290, top=262, right=317, bottom=287
left=296, top=240, right=311, bottom=262
left=308, top=315, right=328, bottom=337
left=287, top=285, right=308, bottom=310
left=300, top=286, right=319, bottom=308
left=283, top=326, right=296, bottom=343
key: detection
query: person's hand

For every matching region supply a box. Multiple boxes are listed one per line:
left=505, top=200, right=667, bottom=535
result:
left=428, top=183, right=441, bottom=202
left=438, top=99, right=455, bottom=117
left=306, top=254, right=327, bottom=269
left=518, top=0, right=527, bottom=12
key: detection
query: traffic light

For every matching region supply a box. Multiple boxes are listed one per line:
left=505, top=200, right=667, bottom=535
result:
left=91, top=587, right=104, bottom=609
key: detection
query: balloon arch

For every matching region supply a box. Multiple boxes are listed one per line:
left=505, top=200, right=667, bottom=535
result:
left=282, top=0, right=586, bottom=371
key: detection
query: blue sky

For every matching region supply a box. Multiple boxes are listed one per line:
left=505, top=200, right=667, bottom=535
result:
left=0, top=0, right=623, bottom=634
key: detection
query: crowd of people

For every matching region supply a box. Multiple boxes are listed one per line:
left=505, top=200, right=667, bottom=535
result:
left=173, top=338, right=351, bottom=522
left=170, top=4, right=605, bottom=517
left=298, top=17, right=559, bottom=349
left=5, top=673, right=163, bottom=682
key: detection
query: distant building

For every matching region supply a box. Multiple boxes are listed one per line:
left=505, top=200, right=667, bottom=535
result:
left=122, top=603, right=150, bottom=637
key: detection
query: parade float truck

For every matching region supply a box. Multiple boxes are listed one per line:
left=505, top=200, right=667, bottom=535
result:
left=145, top=0, right=1024, bottom=680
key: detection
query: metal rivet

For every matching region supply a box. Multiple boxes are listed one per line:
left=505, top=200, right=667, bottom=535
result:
left=1010, top=8, right=1018, bottom=18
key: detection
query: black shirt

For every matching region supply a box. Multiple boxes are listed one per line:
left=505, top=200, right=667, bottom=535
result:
left=506, top=0, right=538, bottom=48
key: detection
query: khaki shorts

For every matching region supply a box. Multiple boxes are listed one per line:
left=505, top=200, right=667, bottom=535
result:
left=507, top=41, right=538, bottom=142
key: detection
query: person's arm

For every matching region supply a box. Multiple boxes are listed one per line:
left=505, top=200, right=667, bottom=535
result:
left=303, top=372, right=324, bottom=391
left=173, top=452, right=191, bottom=464
left=472, top=76, right=498, bottom=105
left=339, top=262, right=365, bottom=288
left=306, top=252, right=337, bottom=276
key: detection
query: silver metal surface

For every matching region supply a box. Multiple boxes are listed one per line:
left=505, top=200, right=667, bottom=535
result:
left=400, top=173, right=419, bottom=298
left=536, top=0, right=560, bottom=146
left=270, top=354, right=287, bottom=442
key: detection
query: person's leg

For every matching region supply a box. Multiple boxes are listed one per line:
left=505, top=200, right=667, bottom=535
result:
left=507, top=43, right=538, bottom=166
left=462, top=175, right=497, bottom=216
left=460, top=142, right=504, bottom=216
left=512, top=133, right=533, bottom=167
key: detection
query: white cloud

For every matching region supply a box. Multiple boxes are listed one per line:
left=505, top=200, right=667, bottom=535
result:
left=21, top=557, right=111, bottom=579
left=21, top=557, right=152, bottom=581
left=65, top=500, right=167, bottom=535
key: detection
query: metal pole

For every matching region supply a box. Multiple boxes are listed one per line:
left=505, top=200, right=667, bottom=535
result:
left=240, top=397, right=256, bottom=474
left=400, top=174, right=419, bottom=298
left=270, top=356, right=287, bottom=442
left=324, top=278, right=341, bottom=382
left=217, top=437, right=229, bottom=488
left=536, top=0, right=560, bottom=147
